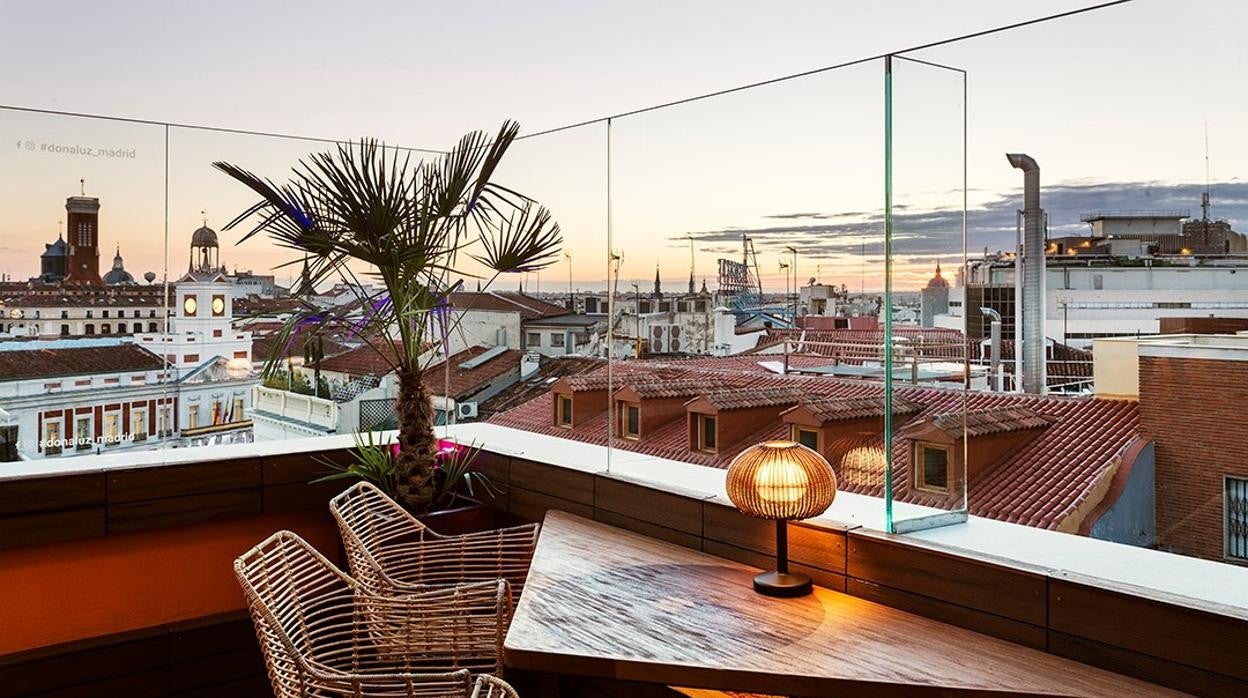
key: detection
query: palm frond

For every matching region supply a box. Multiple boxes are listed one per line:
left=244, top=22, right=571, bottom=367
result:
left=216, top=124, right=563, bottom=408
left=472, top=203, right=563, bottom=273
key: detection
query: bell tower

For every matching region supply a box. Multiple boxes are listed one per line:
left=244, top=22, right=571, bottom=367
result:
left=64, top=180, right=102, bottom=286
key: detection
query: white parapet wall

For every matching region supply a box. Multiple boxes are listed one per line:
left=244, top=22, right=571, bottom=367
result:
left=250, top=385, right=339, bottom=441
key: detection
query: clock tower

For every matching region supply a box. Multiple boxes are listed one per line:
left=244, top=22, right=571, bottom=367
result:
left=63, top=188, right=102, bottom=286
left=134, top=223, right=252, bottom=375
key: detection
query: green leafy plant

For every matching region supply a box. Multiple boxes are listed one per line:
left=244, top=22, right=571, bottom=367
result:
left=312, top=430, right=399, bottom=499
left=432, top=440, right=500, bottom=510
left=313, top=434, right=499, bottom=513
left=216, top=122, right=561, bottom=514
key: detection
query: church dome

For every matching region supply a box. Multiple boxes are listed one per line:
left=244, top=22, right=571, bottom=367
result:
left=41, top=236, right=67, bottom=258
left=103, top=246, right=136, bottom=285
left=191, top=225, right=219, bottom=248
left=925, top=261, right=949, bottom=289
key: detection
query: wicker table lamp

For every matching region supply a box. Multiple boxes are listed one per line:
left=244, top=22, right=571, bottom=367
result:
left=726, top=440, right=838, bottom=597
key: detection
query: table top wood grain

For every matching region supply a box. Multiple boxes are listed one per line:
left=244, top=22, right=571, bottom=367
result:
left=504, top=510, right=1180, bottom=697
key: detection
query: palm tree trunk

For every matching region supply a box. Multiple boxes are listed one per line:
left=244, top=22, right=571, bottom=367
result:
left=394, top=364, right=437, bottom=511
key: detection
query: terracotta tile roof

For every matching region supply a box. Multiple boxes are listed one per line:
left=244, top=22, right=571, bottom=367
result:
left=319, top=341, right=521, bottom=400
left=0, top=343, right=167, bottom=381
left=251, top=327, right=353, bottom=363
left=926, top=407, right=1057, bottom=438
left=561, top=365, right=698, bottom=392
left=783, top=395, right=921, bottom=423
left=622, top=379, right=728, bottom=400
left=448, top=291, right=570, bottom=320
left=479, top=356, right=605, bottom=419
left=636, top=354, right=832, bottom=373
left=695, top=386, right=806, bottom=411
left=994, top=340, right=1093, bottom=382
left=318, top=340, right=405, bottom=376
left=233, top=296, right=306, bottom=317
left=486, top=356, right=1140, bottom=531
left=746, top=327, right=967, bottom=358
left=423, top=346, right=524, bottom=400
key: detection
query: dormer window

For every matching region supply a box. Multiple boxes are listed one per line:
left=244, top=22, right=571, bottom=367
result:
left=793, top=426, right=820, bottom=451
left=621, top=402, right=640, bottom=439
left=557, top=395, right=573, bottom=427
left=697, top=414, right=717, bottom=453
left=898, top=407, right=1055, bottom=496
left=916, top=442, right=950, bottom=493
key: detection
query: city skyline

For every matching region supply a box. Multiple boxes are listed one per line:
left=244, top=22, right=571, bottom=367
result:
left=2, top=0, right=1245, bottom=292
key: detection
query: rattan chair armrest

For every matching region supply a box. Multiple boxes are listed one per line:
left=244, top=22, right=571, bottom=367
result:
left=417, top=522, right=541, bottom=544
left=471, top=673, right=521, bottom=698
left=299, top=664, right=475, bottom=696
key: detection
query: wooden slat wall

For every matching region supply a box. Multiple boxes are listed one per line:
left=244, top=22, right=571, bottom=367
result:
left=0, top=473, right=105, bottom=547
left=0, top=449, right=353, bottom=550
left=0, top=612, right=267, bottom=698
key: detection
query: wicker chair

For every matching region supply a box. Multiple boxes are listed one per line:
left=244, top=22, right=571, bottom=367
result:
left=235, top=530, right=517, bottom=696
left=471, top=675, right=521, bottom=698
left=330, top=482, right=540, bottom=602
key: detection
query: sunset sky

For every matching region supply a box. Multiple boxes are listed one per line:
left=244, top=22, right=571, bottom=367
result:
left=1, top=0, right=1244, bottom=293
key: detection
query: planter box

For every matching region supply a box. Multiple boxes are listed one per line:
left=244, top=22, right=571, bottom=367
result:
left=415, top=496, right=502, bottom=535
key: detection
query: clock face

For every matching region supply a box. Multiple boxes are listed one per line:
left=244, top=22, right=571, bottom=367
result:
left=211, top=296, right=225, bottom=316
left=183, top=296, right=198, bottom=316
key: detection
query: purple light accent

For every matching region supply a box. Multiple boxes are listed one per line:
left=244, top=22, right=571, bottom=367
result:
left=347, top=295, right=392, bottom=338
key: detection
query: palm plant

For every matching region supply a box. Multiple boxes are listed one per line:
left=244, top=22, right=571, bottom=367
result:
left=215, top=122, right=561, bottom=512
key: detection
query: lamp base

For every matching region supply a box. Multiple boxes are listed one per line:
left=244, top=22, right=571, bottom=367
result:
left=752, top=570, right=813, bottom=597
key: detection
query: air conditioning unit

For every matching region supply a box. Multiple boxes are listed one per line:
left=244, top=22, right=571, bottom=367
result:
left=650, top=324, right=682, bottom=354
left=456, top=402, right=479, bottom=420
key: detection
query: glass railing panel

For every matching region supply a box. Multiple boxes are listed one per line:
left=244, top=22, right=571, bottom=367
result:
left=607, top=60, right=890, bottom=500
left=884, top=55, right=969, bottom=533
left=482, top=122, right=610, bottom=472
left=0, top=107, right=170, bottom=464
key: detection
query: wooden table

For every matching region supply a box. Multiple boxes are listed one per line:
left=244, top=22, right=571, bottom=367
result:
left=504, top=510, right=1180, bottom=697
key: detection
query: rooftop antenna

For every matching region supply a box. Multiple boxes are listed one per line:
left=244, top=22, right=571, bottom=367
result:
left=860, top=239, right=866, bottom=294
left=1202, top=119, right=1212, bottom=223
left=79, top=178, right=85, bottom=196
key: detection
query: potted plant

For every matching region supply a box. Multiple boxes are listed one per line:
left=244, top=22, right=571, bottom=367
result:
left=215, top=122, right=561, bottom=514
left=312, top=431, right=501, bottom=533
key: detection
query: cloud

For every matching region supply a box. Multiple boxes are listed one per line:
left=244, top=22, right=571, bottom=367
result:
left=679, top=180, right=1248, bottom=261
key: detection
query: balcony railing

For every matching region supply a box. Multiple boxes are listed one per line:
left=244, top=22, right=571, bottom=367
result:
left=251, top=385, right=338, bottom=430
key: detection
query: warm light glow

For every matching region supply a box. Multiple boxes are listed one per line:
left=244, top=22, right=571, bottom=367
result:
left=225, top=357, right=251, bottom=378
left=754, top=459, right=810, bottom=504
left=1080, top=240, right=1091, bottom=248
left=726, top=440, right=837, bottom=521
left=1066, top=249, right=1077, bottom=256
left=183, top=296, right=198, bottom=315
left=1180, top=247, right=1192, bottom=255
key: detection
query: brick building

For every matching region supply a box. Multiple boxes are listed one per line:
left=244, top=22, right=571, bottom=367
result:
left=1134, top=338, right=1248, bottom=562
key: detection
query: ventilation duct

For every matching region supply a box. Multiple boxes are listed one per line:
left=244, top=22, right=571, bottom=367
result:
left=1006, top=153, right=1046, bottom=394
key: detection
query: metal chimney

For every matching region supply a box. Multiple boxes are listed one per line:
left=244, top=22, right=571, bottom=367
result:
left=1006, top=153, right=1046, bottom=394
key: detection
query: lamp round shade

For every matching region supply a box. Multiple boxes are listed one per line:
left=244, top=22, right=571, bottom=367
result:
left=726, top=440, right=837, bottom=520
